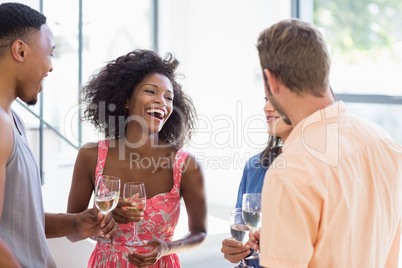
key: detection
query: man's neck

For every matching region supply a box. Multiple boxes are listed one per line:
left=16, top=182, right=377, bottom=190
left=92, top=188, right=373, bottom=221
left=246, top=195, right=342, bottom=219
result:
left=287, top=92, right=336, bottom=127
left=0, top=64, right=18, bottom=112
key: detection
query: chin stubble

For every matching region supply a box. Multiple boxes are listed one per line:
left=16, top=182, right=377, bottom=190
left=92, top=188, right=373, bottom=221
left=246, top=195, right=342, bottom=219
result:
left=26, top=99, right=38, bottom=106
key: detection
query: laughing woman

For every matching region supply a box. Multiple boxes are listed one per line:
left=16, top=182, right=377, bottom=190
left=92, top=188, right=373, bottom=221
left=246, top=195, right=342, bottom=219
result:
left=67, top=50, right=207, bottom=268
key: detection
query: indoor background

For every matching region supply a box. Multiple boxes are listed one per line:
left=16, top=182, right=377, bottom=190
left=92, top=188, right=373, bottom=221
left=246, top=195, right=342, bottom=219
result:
left=2, top=0, right=401, bottom=267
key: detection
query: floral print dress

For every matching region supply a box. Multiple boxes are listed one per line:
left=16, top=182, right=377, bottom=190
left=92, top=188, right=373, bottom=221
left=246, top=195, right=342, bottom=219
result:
left=87, top=140, right=188, bottom=268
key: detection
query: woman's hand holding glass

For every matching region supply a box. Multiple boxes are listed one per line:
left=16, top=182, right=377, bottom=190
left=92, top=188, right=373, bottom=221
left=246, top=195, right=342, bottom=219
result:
left=113, top=198, right=144, bottom=225
left=230, top=208, right=253, bottom=268
left=127, top=237, right=170, bottom=267
left=123, top=182, right=146, bottom=246
left=221, top=237, right=251, bottom=264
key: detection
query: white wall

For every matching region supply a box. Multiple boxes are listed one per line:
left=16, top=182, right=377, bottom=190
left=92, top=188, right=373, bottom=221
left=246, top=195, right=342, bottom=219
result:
left=158, top=0, right=291, bottom=209
left=41, top=1, right=293, bottom=266
left=2, top=0, right=292, bottom=266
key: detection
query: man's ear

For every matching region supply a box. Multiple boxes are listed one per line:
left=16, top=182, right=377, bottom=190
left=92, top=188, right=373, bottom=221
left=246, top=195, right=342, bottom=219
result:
left=264, top=68, right=280, bottom=95
left=10, top=40, right=27, bottom=63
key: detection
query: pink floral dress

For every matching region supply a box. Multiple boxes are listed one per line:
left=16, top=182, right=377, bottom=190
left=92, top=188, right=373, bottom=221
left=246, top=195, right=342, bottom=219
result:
left=87, top=140, right=188, bottom=268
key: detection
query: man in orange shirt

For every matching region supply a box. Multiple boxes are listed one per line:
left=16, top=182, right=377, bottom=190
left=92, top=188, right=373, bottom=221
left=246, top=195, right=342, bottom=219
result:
left=249, top=18, right=402, bottom=267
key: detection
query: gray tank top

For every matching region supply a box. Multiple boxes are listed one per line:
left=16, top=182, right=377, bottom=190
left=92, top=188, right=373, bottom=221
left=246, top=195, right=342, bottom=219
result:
left=0, top=108, right=56, bottom=268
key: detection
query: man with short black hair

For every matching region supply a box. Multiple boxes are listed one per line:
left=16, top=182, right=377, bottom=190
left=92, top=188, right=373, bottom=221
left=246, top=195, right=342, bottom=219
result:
left=0, top=3, right=118, bottom=267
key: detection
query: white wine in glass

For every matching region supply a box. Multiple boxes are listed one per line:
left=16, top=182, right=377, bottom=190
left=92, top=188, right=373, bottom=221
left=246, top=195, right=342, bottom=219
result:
left=123, top=182, right=146, bottom=246
left=230, top=208, right=253, bottom=268
left=242, top=193, right=262, bottom=260
left=95, top=175, right=120, bottom=243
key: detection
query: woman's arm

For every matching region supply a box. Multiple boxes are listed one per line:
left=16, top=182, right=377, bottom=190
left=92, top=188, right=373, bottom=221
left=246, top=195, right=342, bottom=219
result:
left=221, top=163, right=251, bottom=263
left=65, top=143, right=98, bottom=242
left=166, top=153, right=207, bottom=252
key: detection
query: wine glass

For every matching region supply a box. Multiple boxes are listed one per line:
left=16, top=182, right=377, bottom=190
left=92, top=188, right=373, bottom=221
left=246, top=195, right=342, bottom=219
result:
left=242, top=193, right=262, bottom=260
left=230, top=208, right=253, bottom=268
left=94, top=175, right=121, bottom=243
left=123, top=182, right=146, bottom=246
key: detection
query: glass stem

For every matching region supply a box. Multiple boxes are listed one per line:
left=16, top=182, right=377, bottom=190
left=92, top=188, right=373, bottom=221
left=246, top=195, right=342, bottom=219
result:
left=132, top=221, right=138, bottom=238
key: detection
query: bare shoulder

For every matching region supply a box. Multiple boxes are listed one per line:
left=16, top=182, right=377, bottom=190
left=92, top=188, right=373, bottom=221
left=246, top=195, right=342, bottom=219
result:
left=0, top=109, right=13, bottom=128
left=183, top=152, right=202, bottom=172
left=180, top=151, right=206, bottom=221
left=181, top=152, right=204, bottom=183
left=76, top=142, right=98, bottom=163
left=0, top=110, right=15, bottom=222
left=72, top=142, right=99, bottom=185
left=0, top=110, right=14, bottom=162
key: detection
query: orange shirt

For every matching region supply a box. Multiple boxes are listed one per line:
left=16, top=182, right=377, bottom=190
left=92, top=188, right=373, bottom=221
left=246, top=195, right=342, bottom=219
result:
left=260, top=101, right=402, bottom=268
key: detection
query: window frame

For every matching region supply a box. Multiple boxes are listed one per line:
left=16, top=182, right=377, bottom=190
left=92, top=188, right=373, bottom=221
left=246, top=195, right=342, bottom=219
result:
left=292, top=0, right=402, bottom=107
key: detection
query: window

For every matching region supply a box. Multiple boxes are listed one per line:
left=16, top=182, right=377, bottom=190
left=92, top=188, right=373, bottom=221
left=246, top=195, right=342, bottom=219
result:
left=312, top=0, right=402, bottom=143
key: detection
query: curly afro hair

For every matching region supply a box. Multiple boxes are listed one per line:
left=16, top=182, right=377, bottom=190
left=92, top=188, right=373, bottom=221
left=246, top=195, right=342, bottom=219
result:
left=82, top=49, right=197, bottom=148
